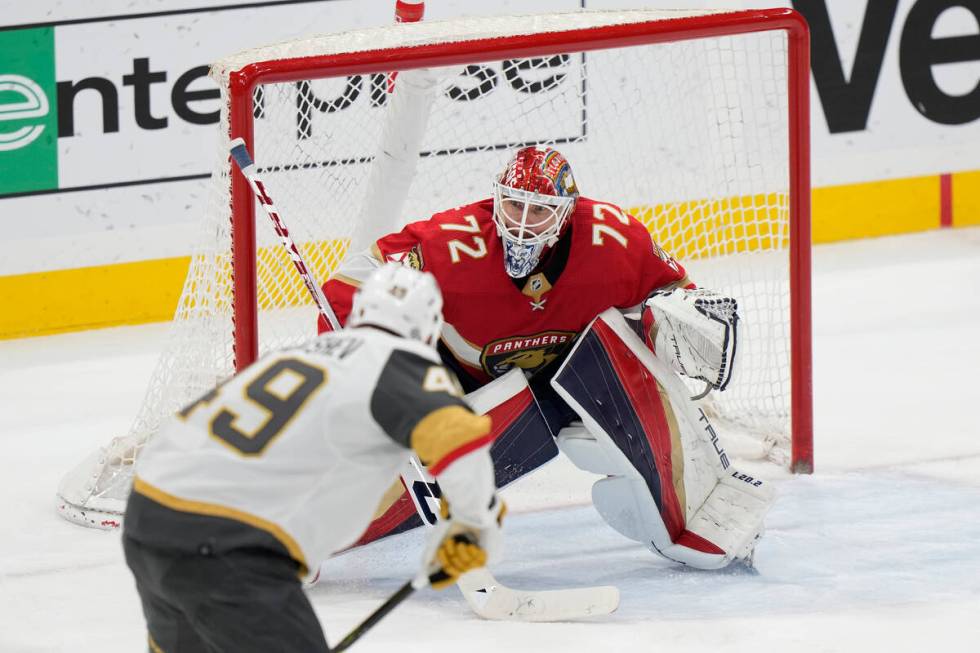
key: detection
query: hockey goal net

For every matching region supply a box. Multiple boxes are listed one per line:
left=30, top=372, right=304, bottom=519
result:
left=57, top=7, right=812, bottom=528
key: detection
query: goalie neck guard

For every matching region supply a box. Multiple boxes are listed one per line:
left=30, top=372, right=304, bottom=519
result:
left=492, top=146, right=579, bottom=278
left=348, top=263, right=444, bottom=346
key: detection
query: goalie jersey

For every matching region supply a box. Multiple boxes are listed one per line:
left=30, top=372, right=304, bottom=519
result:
left=124, top=327, right=493, bottom=578
left=323, top=197, right=691, bottom=387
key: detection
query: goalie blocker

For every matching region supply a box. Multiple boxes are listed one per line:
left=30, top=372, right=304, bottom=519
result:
left=552, top=308, right=774, bottom=569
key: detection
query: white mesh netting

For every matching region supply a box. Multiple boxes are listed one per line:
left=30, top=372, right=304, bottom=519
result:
left=57, top=9, right=804, bottom=526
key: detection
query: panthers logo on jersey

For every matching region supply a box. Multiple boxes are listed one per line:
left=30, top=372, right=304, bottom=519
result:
left=385, top=244, right=424, bottom=270
left=480, top=330, right=576, bottom=378
left=652, top=239, right=680, bottom=273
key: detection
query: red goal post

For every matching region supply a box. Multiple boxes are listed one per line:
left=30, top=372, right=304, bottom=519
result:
left=224, top=8, right=812, bottom=472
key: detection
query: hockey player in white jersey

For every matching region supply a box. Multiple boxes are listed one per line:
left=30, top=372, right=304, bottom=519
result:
left=123, top=263, right=504, bottom=652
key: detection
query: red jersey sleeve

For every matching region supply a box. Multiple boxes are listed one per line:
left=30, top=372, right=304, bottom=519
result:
left=614, top=208, right=693, bottom=308
left=319, top=278, right=357, bottom=333
left=318, top=219, right=439, bottom=334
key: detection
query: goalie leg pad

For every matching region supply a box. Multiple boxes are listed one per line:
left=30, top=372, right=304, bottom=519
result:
left=551, top=309, right=774, bottom=569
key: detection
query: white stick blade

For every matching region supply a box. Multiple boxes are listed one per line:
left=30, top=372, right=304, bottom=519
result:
left=457, top=569, right=619, bottom=622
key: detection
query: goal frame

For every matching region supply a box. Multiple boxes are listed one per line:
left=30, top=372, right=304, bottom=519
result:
left=223, top=8, right=813, bottom=472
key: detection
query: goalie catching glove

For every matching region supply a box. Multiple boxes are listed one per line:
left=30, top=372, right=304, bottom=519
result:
left=423, top=496, right=506, bottom=590
left=643, top=287, right=740, bottom=391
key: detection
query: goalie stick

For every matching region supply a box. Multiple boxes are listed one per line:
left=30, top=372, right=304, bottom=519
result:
left=228, top=138, right=340, bottom=330
left=229, top=138, right=619, bottom=623
left=331, top=574, right=431, bottom=652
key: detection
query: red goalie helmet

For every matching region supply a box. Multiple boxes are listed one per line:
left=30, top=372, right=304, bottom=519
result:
left=499, top=146, right=579, bottom=198
left=492, top=146, right=579, bottom=277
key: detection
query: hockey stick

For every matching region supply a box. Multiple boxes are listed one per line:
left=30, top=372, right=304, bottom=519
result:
left=331, top=573, right=434, bottom=652
left=331, top=556, right=627, bottom=649
left=456, top=567, right=620, bottom=622
left=228, top=137, right=342, bottom=330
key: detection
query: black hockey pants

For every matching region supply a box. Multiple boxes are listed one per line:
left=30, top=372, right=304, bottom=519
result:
left=123, top=535, right=330, bottom=653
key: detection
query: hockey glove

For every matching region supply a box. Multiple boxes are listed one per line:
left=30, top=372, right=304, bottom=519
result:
left=644, top=288, right=740, bottom=391
left=423, top=496, right=506, bottom=590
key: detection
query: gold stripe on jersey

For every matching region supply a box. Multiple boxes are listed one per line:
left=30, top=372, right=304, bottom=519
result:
left=132, top=476, right=308, bottom=576
left=410, top=405, right=492, bottom=475
left=331, top=272, right=363, bottom=288
left=148, top=633, right=164, bottom=653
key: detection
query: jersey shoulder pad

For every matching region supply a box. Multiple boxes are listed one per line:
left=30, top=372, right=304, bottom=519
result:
left=576, top=197, right=655, bottom=255
left=375, top=200, right=494, bottom=271
left=426, top=200, right=495, bottom=236
left=369, top=347, right=468, bottom=448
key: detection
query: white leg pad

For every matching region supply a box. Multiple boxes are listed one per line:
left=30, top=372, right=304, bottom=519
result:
left=593, top=467, right=770, bottom=569
left=589, top=450, right=731, bottom=570
left=684, top=471, right=772, bottom=562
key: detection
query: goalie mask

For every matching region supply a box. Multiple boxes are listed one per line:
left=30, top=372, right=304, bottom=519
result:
left=492, top=146, right=579, bottom=278
left=349, top=263, right=444, bottom=346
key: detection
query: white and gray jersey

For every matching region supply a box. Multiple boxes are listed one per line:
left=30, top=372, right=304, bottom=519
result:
left=124, top=327, right=493, bottom=577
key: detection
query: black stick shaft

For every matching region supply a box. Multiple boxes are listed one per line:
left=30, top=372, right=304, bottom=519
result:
left=331, top=581, right=416, bottom=652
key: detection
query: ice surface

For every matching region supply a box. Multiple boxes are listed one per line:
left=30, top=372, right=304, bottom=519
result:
left=1, top=228, right=979, bottom=652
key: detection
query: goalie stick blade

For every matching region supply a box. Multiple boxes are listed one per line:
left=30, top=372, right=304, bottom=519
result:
left=457, top=568, right=619, bottom=622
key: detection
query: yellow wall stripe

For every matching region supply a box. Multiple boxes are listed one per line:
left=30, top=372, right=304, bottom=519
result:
left=0, top=256, right=189, bottom=339
left=2, top=171, right=976, bottom=339
left=811, top=174, right=939, bottom=243
left=630, top=193, right=788, bottom=261
left=954, top=171, right=980, bottom=227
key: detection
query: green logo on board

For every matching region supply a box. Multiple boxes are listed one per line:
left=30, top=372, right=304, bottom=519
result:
left=0, top=75, right=49, bottom=150
left=0, top=27, right=58, bottom=195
